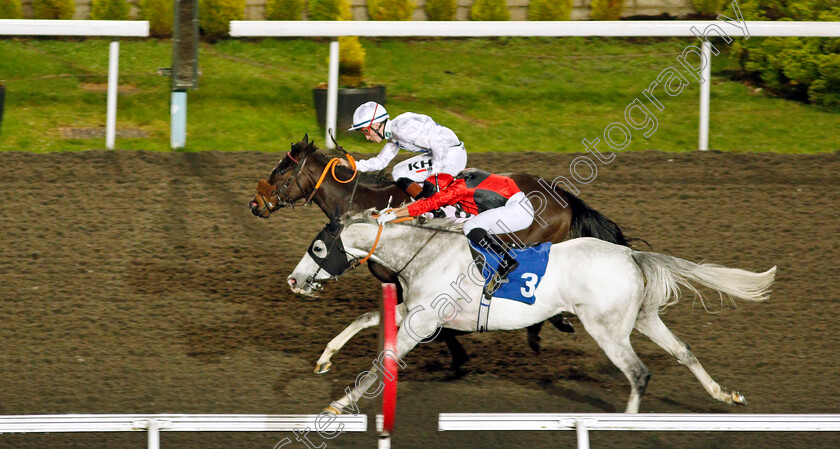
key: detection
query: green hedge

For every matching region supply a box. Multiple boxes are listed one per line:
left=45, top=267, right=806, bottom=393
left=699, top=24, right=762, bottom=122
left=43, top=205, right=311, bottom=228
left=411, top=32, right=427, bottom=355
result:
left=368, top=0, right=415, bottom=20
left=425, top=0, right=455, bottom=20
left=308, top=0, right=352, bottom=20
left=199, top=0, right=245, bottom=39
left=140, top=0, right=174, bottom=37
left=470, top=0, right=509, bottom=20
left=692, top=0, right=725, bottom=15
left=0, top=0, right=23, bottom=19
left=32, top=0, right=75, bottom=19
left=529, top=0, right=572, bottom=20
left=731, top=0, right=840, bottom=107
left=590, top=0, right=623, bottom=20
left=265, top=0, right=304, bottom=19
left=89, top=0, right=130, bottom=20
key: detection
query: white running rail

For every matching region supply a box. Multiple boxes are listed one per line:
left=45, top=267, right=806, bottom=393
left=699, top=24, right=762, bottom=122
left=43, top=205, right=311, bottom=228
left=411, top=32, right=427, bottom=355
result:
left=0, top=20, right=150, bottom=149
left=230, top=20, right=840, bottom=152
left=439, top=413, right=840, bottom=449
left=0, top=414, right=367, bottom=449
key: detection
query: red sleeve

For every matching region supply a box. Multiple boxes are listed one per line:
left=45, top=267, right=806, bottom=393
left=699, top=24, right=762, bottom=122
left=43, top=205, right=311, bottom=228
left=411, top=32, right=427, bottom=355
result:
left=406, top=179, right=467, bottom=216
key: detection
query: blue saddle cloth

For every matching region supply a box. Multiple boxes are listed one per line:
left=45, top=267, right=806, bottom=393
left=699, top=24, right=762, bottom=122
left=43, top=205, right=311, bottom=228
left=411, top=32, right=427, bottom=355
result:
left=469, top=241, right=552, bottom=305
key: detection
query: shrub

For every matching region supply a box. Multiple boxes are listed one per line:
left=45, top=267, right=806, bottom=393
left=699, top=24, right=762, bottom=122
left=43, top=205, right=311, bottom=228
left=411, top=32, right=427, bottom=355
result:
left=140, top=0, right=174, bottom=37
left=339, top=36, right=366, bottom=87
left=425, top=0, right=455, bottom=20
left=31, top=0, right=75, bottom=19
left=691, top=0, right=725, bottom=15
left=0, top=0, right=23, bottom=19
left=89, top=0, right=130, bottom=19
left=310, top=0, right=365, bottom=87
left=470, top=0, right=509, bottom=20
left=265, top=0, right=305, bottom=19
left=308, top=0, right=352, bottom=20
left=528, top=0, right=572, bottom=20
left=730, top=0, right=840, bottom=107
left=199, top=0, right=245, bottom=40
left=590, top=0, right=623, bottom=20
left=368, top=0, right=415, bottom=20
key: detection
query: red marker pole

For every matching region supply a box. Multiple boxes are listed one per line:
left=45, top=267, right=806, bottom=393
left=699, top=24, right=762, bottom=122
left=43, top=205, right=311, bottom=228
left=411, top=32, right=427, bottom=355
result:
left=379, top=283, right=398, bottom=449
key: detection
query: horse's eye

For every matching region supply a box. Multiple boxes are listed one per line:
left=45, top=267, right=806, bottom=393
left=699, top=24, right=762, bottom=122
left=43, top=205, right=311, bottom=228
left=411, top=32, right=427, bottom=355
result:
left=312, top=239, right=327, bottom=258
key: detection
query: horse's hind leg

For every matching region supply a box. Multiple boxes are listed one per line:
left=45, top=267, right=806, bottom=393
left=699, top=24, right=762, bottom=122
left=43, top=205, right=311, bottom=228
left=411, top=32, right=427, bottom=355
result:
left=634, top=310, right=746, bottom=406
left=578, top=314, right=650, bottom=413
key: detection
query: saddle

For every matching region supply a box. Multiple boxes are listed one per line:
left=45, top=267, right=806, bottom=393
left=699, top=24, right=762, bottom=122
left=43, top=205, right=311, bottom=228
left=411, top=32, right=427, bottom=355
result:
left=469, top=241, right=553, bottom=332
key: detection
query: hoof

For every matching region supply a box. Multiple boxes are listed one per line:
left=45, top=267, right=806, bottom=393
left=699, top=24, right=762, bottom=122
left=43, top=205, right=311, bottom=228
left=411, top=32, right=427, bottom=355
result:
left=731, top=391, right=747, bottom=405
left=550, top=315, right=575, bottom=334
left=314, top=361, right=332, bottom=374
left=323, top=405, right=342, bottom=415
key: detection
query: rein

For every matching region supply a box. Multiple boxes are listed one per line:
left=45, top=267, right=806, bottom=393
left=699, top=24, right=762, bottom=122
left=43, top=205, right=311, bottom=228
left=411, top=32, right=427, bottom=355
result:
left=305, top=155, right=358, bottom=204
left=356, top=216, right=414, bottom=266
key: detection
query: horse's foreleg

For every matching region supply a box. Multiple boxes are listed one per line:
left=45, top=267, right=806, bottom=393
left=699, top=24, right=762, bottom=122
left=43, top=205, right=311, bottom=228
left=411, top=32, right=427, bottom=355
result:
left=315, top=305, right=408, bottom=374
left=635, top=310, right=746, bottom=406
left=325, top=317, right=432, bottom=414
left=315, top=311, right=380, bottom=374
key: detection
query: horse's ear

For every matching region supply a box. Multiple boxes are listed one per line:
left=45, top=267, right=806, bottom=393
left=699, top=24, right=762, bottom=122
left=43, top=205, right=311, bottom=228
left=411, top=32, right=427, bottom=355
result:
left=328, top=207, right=341, bottom=232
left=302, top=134, right=309, bottom=144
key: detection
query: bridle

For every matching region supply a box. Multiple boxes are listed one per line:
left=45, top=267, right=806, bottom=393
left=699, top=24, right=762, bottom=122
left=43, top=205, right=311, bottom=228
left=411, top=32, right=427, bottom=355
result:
left=302, top=216, right=439, bottom=293
left=257, top=141, right=359, bottom=217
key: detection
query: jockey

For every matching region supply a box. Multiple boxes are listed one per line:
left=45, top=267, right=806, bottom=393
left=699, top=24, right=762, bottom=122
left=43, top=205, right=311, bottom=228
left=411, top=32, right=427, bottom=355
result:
left=341, top=101, right=467, bottom=200
left=377, top=169, right=535, bottom=285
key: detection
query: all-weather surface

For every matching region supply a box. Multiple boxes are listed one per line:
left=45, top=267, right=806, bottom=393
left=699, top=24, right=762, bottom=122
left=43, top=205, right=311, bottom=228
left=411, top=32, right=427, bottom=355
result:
left=1, top=150, right=838, bottom=448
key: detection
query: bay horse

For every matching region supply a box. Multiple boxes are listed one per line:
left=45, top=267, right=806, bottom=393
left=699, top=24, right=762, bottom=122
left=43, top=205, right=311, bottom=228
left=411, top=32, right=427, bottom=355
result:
left=249, top=135, right=632, bottom=373
left=288, top=211, right=776, bottom=414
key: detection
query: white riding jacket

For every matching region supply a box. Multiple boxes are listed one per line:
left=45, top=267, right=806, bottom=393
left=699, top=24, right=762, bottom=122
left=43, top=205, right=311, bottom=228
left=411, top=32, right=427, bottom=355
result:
left=354, top=112, right=461, bottom=174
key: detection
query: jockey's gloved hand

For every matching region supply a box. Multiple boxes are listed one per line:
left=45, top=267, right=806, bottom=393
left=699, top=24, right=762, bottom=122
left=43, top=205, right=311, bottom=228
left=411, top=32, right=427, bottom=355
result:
left=377, top=209, right=398, bottom=225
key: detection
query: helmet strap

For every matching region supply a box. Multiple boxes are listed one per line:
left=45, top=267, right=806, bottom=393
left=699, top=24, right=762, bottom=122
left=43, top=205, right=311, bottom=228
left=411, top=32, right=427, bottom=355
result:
left=372, top=119, right=387, bottom=140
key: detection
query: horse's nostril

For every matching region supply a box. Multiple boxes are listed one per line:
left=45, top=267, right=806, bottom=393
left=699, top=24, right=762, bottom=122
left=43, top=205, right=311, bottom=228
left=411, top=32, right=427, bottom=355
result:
left=249, top=201, right=258, bottom=209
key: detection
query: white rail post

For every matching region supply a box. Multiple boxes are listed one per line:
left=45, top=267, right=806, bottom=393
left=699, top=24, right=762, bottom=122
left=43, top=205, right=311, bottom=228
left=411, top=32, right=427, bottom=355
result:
left=147, top=418, right=160, bottom=449
left=106, top=40, right=119, bottom=149
left=576, top=419, right=590, bottom=449
left=699, top=40, right=711, bottom=151
left=326, top=40, right=339, bottom=149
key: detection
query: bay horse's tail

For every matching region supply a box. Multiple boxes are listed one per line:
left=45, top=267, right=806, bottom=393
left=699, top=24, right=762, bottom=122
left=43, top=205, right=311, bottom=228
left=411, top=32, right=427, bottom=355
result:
left=562, top=189, right=631, bottom=247
left=631, top=251, right=776, bottom=311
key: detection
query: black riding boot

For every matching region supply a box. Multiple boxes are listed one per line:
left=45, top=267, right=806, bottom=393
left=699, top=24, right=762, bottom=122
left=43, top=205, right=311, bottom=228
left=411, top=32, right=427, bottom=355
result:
left=466, top=228, right=519, bottom=290
left=395, top=177, right=423, bottom=199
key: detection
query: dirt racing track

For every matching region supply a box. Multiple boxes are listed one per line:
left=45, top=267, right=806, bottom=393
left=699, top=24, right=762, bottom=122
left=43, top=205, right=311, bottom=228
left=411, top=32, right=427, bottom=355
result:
left=1, top=150, right=839, bottom=449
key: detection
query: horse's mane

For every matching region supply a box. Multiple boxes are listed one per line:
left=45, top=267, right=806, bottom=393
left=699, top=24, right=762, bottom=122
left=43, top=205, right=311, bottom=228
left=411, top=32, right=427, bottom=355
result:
left=292, top=138, right=394, bottom=188
left=343, top=209, right=464, bottom=233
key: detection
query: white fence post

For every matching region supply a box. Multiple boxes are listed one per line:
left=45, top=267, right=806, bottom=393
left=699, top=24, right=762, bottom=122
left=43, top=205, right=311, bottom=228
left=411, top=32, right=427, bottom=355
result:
left=326, top=40, right=339, bottom=149
left=147, top=418, right=160, bottom=449
left=699, top=40, right=712, bottom=151
left=106, top=41, right=119, bottom=150
left=575, top=419, right=590, bottom=449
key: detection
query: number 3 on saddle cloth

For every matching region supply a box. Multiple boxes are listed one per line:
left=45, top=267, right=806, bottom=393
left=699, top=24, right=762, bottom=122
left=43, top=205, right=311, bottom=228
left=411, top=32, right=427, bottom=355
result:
left=469, top=241, right=553, bottom=332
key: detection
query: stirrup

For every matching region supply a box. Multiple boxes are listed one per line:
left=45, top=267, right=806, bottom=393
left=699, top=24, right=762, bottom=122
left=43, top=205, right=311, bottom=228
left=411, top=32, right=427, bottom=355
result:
left=483, top=260, right=518, bottom=296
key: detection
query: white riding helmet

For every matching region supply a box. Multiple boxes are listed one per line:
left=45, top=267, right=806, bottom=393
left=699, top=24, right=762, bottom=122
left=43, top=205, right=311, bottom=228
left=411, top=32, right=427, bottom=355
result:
left=348, top=101, right=389, bottom=131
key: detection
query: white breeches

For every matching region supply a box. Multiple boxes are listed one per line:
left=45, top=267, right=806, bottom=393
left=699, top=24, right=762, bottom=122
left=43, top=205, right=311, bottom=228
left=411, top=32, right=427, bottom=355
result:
left=462, top=191, right=535, bottom=236
left=391, top=143, right=467, bottom=182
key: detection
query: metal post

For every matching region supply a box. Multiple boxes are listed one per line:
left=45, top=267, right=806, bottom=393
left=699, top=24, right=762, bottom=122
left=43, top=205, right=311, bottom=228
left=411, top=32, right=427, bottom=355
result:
left=147, top=419, right=160, bottom=449
left=378, top=435, right=391, bottom=449
left=575, top=419, right=590, bottom=449
left=326, top=40, right=339, bottom=149
left=699, top=40, right=711, bottom=151
left=106, top=41, right=119, bottom=149
left=171, top=91, right=187, bottom=149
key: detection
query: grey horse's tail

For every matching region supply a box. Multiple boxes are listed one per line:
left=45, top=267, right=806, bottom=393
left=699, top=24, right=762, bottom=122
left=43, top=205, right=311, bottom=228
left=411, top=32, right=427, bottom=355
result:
left=631, top=251, right=777, bottom=311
